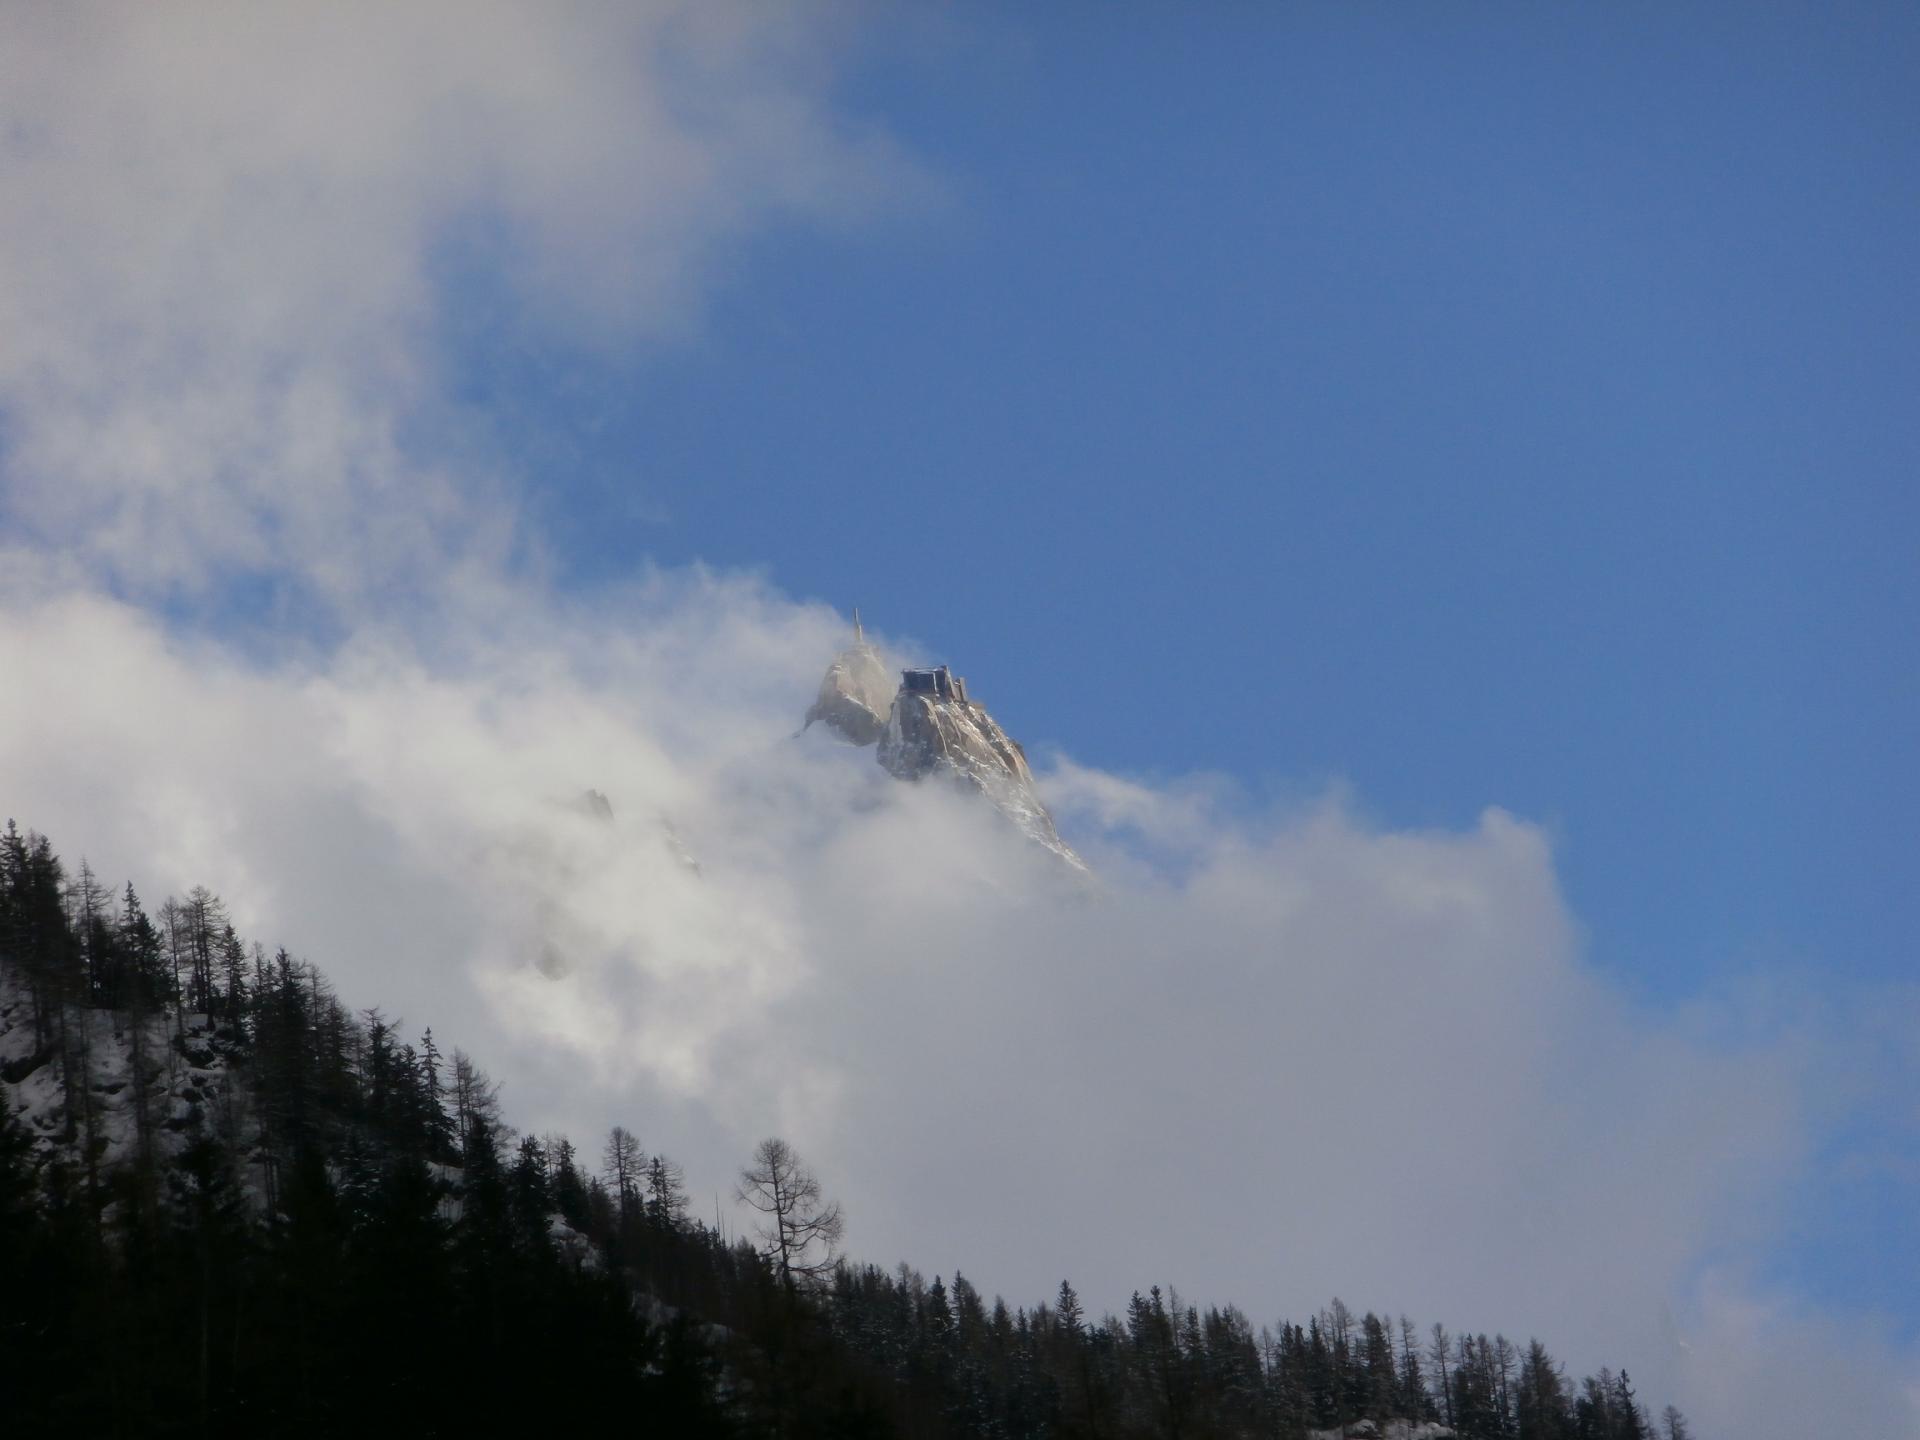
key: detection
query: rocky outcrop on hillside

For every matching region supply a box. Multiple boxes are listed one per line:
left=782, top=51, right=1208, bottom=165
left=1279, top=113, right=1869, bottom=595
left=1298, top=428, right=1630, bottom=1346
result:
left=805, top=621, right=1085, bottom=870
left=0, top=957, right=244, bottom=1179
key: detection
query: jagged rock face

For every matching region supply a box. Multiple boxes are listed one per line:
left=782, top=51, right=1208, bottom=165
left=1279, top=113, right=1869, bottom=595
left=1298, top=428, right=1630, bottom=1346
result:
left=878, top=686, right=1086, bottom=870
left=804, top=628, right=1086, bottom=869
left=803, top=639, right=894, bottom=746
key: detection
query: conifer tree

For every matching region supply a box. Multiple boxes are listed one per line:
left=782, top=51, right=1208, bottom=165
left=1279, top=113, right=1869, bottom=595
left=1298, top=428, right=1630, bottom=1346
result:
left=449, top=1048, right=499, bottom=1164
left=546, top=1132, right=591, bottom=1229
left=182, top=886, right=226, bottom=1016
left=216, top=924, right=248, bottom=1030
left=508, top=1135, right=554, bottom=1254
left=604, top=1125, right=643, bottom=1223
left=645, top=1150, right=689, bottom=1229
left=1517, top=1338, right=1571, bottom=1439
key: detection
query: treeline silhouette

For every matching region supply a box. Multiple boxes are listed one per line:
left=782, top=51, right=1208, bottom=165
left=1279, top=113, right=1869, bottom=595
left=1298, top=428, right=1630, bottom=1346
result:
left=0, top=822, right=1687, bottom=1439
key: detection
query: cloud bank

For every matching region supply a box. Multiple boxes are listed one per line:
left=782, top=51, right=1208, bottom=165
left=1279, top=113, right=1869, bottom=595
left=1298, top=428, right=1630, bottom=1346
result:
left=4, top=584, right=1913, bottom=1433
left=0, top=7, right=1912, bottom=1435
left=0, top=1, right=917, bottom=607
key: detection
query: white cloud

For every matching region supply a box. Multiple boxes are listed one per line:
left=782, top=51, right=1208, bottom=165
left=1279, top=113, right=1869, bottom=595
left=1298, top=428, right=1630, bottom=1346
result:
left=1674, top=1272, right=1920, bottom=1436
left=0, top=2, right=922, bottom=605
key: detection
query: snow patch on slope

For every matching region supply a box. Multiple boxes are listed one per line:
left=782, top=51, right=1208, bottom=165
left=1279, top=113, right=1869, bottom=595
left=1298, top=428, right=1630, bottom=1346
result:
left=1309, top=1422, right=1456, bottom=1440
left=0, top=958, right=244, bottom=1181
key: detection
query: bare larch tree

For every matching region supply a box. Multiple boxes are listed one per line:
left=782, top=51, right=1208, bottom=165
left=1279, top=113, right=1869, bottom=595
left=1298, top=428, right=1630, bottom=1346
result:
left=736, top=1136, right=843, bottom=1293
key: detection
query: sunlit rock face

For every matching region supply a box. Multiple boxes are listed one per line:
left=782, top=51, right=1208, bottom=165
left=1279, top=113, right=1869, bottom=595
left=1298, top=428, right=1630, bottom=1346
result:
left=803, top=621, right=1085, bottom=870
left=877, top=667, right=1086, bottom=871
left=802, top=624, right=894, bottom=747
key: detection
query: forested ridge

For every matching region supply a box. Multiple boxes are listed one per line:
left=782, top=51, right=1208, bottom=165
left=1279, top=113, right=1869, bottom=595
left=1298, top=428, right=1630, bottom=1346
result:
left=0, top=821, right=1689, bottom=1439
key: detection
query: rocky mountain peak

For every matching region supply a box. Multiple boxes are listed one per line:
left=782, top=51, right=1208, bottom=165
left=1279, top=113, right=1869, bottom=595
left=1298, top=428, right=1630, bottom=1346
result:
left=804, top=620, right=1085, bottom=870
left=802, top=610, right=894, bottom=747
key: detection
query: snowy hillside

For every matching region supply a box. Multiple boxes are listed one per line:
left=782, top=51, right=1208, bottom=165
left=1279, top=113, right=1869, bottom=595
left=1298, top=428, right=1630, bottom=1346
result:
left=0, top=954, right=247, bottom=1188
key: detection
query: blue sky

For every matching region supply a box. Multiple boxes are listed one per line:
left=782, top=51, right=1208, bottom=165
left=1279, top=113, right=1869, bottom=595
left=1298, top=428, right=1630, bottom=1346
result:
left=1, top=5, right=1914, bottom=1427
left=443, top=5, right=1920, bottom=1339
left=459, top=3, right=1918, bottom=1003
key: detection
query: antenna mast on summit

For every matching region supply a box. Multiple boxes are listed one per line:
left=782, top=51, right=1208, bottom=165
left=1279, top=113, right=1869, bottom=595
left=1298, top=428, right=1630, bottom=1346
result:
left=853, top=607, right=865, bottom=645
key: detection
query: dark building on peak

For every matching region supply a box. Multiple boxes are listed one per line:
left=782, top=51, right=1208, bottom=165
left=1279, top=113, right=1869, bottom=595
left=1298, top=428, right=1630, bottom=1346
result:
left=901, top=665, right=969, bottom=705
